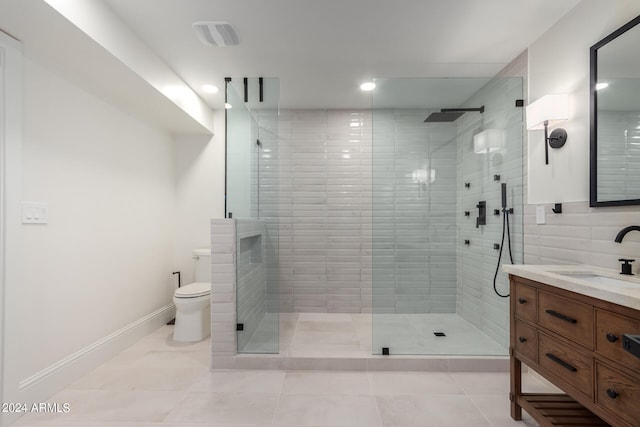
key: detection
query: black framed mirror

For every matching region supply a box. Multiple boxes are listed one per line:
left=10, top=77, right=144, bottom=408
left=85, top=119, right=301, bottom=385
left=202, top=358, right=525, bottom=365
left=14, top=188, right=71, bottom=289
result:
left=590, top=15, right=640, bottom=207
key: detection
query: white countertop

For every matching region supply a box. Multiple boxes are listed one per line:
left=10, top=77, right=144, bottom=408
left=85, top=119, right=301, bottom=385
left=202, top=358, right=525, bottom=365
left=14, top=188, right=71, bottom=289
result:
left=503, top=264, right=640, bottom=311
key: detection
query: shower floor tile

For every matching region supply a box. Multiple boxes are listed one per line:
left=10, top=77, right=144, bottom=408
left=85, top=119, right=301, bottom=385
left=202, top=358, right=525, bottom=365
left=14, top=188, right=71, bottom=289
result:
left=243, top=312, right=507, bottom=357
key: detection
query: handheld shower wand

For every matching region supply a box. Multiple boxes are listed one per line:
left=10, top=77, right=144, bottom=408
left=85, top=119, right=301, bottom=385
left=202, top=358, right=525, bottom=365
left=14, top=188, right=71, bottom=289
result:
left=493, top=183, right=515, bottom=298
left=501, top=182, right=507, bottom=211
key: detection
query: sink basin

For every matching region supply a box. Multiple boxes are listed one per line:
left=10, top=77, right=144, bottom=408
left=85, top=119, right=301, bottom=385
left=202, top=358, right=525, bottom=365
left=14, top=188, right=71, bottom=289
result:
left=557, top=272, right=638, bottom=288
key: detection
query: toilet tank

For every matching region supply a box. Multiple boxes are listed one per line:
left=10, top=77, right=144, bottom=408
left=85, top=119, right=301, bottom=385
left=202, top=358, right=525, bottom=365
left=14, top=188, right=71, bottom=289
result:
left=192, top=248, right=211, bottom=282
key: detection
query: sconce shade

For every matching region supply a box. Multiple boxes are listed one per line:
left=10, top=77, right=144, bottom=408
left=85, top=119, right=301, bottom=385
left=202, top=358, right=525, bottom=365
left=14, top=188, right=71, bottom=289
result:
left=411, top=169, right=435, bottom=183
left=412, top=169, right=428, bottom=183
left=526, top=94, right=569, bottom=130
left=473, top=129, right=505, bottom=153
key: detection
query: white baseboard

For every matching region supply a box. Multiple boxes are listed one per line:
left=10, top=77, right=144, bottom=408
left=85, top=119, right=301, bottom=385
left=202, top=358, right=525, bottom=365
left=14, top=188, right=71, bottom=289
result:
left=5, top=304, right=175, bottom=426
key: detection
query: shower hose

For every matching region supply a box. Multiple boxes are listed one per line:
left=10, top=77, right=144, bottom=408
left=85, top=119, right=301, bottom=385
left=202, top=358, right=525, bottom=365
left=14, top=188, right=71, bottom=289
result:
left=493, top=207, right=514, bottom=298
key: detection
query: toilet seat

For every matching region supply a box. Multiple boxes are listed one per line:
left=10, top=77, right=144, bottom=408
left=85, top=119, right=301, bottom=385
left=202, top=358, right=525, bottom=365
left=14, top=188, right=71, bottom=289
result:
left=175, top=282, right=211, bottom=298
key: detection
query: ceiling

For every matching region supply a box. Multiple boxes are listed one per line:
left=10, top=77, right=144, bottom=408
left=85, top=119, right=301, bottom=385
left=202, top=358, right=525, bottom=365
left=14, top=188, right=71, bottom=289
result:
left=101, top=0, right=581, bottom=110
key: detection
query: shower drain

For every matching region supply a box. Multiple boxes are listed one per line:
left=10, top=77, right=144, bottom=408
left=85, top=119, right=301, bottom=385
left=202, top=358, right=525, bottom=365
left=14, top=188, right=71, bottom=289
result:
left=433, top=332, right=447, bottom=337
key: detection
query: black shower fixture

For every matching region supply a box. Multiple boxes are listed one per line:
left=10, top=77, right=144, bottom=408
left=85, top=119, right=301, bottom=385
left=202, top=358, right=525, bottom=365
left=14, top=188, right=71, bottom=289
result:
left=424, top=112, right=463, bottom=122
left=493, top=183, right=515, bottom=298
left=476, top=201, right=486, bottom=228
left=424, top=106, right=485, bottom=122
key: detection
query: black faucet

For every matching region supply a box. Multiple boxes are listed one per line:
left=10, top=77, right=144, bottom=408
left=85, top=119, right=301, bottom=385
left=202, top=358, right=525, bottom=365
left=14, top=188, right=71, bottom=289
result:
left=614, top=225, right=640, bottom=243
left=615, top=226, right=640, bottom=275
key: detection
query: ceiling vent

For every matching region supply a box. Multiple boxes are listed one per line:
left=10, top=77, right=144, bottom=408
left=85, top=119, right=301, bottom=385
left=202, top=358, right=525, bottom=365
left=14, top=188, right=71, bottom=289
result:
left=192, top=21, right=239, bottom=47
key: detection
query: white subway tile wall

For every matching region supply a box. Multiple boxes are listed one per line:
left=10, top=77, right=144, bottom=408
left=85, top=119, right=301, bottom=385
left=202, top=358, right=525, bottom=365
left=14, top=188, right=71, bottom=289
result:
left=372, top=109, right=458, bottom=315
left=524, top=202, right=640, bottom=269
left=210, top=219, right=237, bottom=356
left=455, top=74, right=525, bottom=348
left=235, top=220, right=271, bottom=352
left=274, top=110, right=374, bottom=313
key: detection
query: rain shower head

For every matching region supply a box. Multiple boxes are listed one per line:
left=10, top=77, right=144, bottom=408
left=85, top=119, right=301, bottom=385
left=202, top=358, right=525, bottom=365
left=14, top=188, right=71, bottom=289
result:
left=424, top=112, right=464, bottom=122
left=424, top=106, right=485, bottom=123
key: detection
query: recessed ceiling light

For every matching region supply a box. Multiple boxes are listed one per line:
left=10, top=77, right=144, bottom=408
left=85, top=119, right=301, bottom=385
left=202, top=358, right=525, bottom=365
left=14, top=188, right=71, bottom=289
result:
left=360, top=82, right=376, bottom=91
left=202, top=84, right=219, bottom=94
left=596, top=82, right=609, bottom=90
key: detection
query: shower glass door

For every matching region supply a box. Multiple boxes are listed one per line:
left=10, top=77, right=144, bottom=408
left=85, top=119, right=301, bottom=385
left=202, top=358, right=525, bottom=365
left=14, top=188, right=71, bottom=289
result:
left=371, top=77, right=524, bottom=356
left=226, top=78, right=280, bottom=354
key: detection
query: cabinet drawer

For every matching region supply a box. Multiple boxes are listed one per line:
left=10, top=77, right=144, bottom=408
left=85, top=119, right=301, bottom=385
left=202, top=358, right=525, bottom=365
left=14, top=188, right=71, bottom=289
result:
left=595, top=309, right=640, bottom=373
left=596, top=362, right=640, bottom=426
left=539, top=333, right=593, bottom=399
left=513, top=282, right=537, bottom=322
left=538, top=291, right=593, bottom=348
left=514, top=320, right=537, bottom=364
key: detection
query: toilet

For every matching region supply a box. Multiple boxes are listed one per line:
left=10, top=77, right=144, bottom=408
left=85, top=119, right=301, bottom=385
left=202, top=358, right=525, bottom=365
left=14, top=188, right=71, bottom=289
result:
left=173, top=248, right=212, bottom=342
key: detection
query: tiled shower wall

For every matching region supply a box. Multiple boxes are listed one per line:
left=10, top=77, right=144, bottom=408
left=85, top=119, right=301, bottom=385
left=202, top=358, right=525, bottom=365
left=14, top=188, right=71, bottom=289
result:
left=372, top=111, right=458, bottom=314
left=266, top=87, right=524, bottom=320
left=235, top=220, right=267, bottom=352
left=249, top=58, right=528, bottom=328
left=455, top=74, right=525, bottom=348
left=275, top=110, right=373, bottom=313
left=270, top=109, right=459, bottom=314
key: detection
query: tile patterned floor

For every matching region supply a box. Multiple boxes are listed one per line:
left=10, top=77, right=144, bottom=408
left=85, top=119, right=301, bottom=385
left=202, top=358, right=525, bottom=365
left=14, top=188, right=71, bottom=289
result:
left=13, top=325, right=555, bottom=426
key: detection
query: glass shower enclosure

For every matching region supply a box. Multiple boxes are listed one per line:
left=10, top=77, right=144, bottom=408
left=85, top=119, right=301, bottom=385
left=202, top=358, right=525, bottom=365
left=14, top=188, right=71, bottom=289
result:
left=225, top=75, right=524, bottom=357
left=226, top=77, right=280, bottom=353
left=371, top=77, right=524, bottom=356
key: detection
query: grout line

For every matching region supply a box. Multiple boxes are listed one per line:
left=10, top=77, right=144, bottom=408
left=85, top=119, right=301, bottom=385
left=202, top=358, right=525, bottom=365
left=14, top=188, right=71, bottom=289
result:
left=269, top=372, right=286, bottom=427
left=466, top=393, right=500, bottom=427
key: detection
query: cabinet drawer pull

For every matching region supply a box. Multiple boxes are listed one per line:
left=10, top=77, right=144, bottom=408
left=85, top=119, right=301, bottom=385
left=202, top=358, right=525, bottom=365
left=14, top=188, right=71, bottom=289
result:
left=545, top=309, right=577, bottom=324
left=545, top=353, right=577, bottom=372
left=606, top=388, right=619, bottom=399
left=518, top=336, right=527, bottom=343
left=518, top=298, right=527, bottom=304
left=605, top=333, right=618, bottom=343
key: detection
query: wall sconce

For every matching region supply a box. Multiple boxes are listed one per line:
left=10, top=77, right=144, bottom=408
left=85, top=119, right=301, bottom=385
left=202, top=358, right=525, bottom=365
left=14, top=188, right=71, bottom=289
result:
left=473, top=129, right=505, bottom=154
left=526, top=94, right=569, bottom=165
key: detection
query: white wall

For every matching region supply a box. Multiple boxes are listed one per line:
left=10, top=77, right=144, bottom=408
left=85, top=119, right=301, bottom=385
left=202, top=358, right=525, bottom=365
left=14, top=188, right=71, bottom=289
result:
left=43, top=0, right=214, bottom=133
left=528, top=0, right=640, bottom=203
left=173, top=112, right=225, bottom=283
left=3, top=51, right=179, bottom=419
left=0, top=30, right=23, bottom=422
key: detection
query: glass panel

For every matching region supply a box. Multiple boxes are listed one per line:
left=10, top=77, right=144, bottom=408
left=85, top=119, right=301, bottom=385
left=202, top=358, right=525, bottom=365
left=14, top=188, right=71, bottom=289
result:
left=372, top=77, right=523, bottom=356
left=226, top=78, right=280, bottom=354
left=226, top=82, right=259, bottom=219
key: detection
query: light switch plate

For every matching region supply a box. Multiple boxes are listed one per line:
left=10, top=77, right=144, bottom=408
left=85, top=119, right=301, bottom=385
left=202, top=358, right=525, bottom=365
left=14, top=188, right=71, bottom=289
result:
left=536, top=206, right=545, bottom=225
left=22, top=202, right=48, bottom=224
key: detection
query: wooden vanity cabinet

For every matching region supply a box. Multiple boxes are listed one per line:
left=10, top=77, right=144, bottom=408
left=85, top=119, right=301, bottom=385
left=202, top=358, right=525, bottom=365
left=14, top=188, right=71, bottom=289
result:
left=510, top=275, right=640, bottom=427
